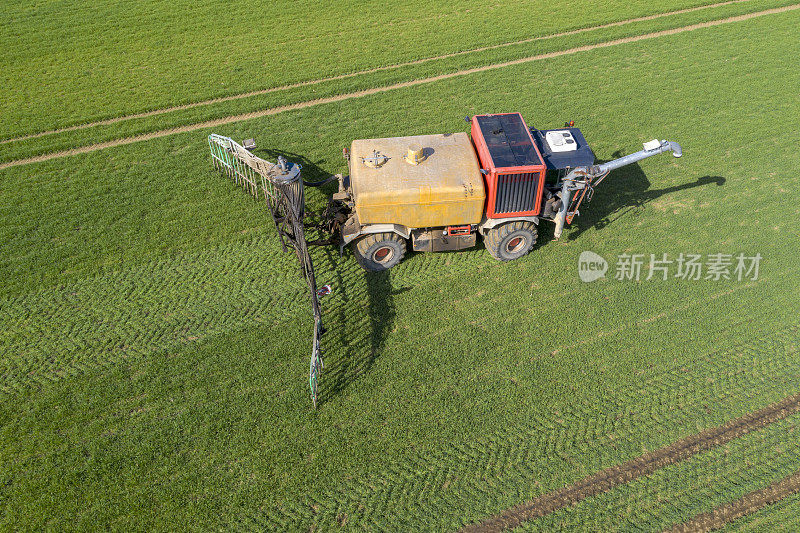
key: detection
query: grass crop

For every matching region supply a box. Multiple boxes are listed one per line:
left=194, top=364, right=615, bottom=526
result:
left=1, top=0, right=796, bottom=164
left=0, top=0, right=767, bottom=140
left=525, top=413, right=800, bottom=531
left=723, top=491, right=800, bottom=531
left=1, top=4, right=800, bottom=531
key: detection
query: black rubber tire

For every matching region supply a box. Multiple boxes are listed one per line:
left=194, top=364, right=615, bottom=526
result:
left=352, top=232, right=406, bottom=271
left=484, top=221, right=537, bottom=261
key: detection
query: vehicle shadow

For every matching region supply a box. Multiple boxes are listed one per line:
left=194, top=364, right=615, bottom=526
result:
left=249, top=146, right=401, bottom=405
left=313, top=245, right=398, bottom=406
left=560, top=153, right=725, bottom=241
left=262, top=150, right=725, bottom=406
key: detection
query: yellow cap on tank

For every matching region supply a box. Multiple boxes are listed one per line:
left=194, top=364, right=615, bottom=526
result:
left=404, top=144, right=425, bottom=165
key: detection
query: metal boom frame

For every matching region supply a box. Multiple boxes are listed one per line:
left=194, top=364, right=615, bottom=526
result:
left=208, top=134, right=325, bottom=407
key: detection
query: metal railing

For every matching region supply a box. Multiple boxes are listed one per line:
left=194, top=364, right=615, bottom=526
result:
left=208, top=134, right=325, bottom=407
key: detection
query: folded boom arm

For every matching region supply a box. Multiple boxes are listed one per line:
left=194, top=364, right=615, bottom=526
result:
left=552, top=139, right=682, bottom=238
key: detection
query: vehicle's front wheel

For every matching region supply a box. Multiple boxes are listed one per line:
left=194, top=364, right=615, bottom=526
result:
left=484, top=221, right=537, bottom=261
left=352, top=232, right=406, bottom=271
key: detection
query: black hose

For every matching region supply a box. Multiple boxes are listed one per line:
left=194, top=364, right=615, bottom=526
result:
left=303, top=175, right=338, bottom=187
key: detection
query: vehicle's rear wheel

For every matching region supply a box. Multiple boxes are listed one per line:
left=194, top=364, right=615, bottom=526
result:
left=352, top=232, right=406, bottom=271
left=484, top=221, right=537, bottom=261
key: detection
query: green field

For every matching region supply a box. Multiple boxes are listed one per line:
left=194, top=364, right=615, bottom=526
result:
left=2, top=1, right=800, bottom=530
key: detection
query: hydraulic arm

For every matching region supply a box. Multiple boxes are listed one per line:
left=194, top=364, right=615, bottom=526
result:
left=552, top=139, right=683, bottom=238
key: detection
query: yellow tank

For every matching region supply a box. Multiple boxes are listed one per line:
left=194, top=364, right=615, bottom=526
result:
left=350, top=132, right=486, bottom=228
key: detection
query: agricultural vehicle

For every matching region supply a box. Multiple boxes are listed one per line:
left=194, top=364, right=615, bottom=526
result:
left=208, top=112, right=682, bottom=405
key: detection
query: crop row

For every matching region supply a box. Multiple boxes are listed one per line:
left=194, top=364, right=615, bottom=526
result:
left=2, top=0, right=795, bottom=163
left=0, top=0, right=755, bottom=140
left=250, top=318, right=800, bottom=530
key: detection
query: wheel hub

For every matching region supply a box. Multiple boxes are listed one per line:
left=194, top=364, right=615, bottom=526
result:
left=506, top=236, right=526, bottom=254
left=373, top=246, right=394, bottom=263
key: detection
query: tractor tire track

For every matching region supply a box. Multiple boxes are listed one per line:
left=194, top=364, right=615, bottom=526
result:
left=0, top=219, right=562, bottom=395
left=666, top=470, right=800, bottom=532
left=0, top=236, right=304, bottom=395
left=0, top=226, right=487, bottom=395
left=461, top=392, right=800, bottom=533
left=3, top=3, right=799, bottom=172
left=0, top=0, right=754, bottom=146
left=243, top=321, right=800, bottom=530
left=526, top=412, right=800, bottom=531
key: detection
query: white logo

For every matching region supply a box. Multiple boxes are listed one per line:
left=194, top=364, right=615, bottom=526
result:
left=578, top=251, right=608, bottom=282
